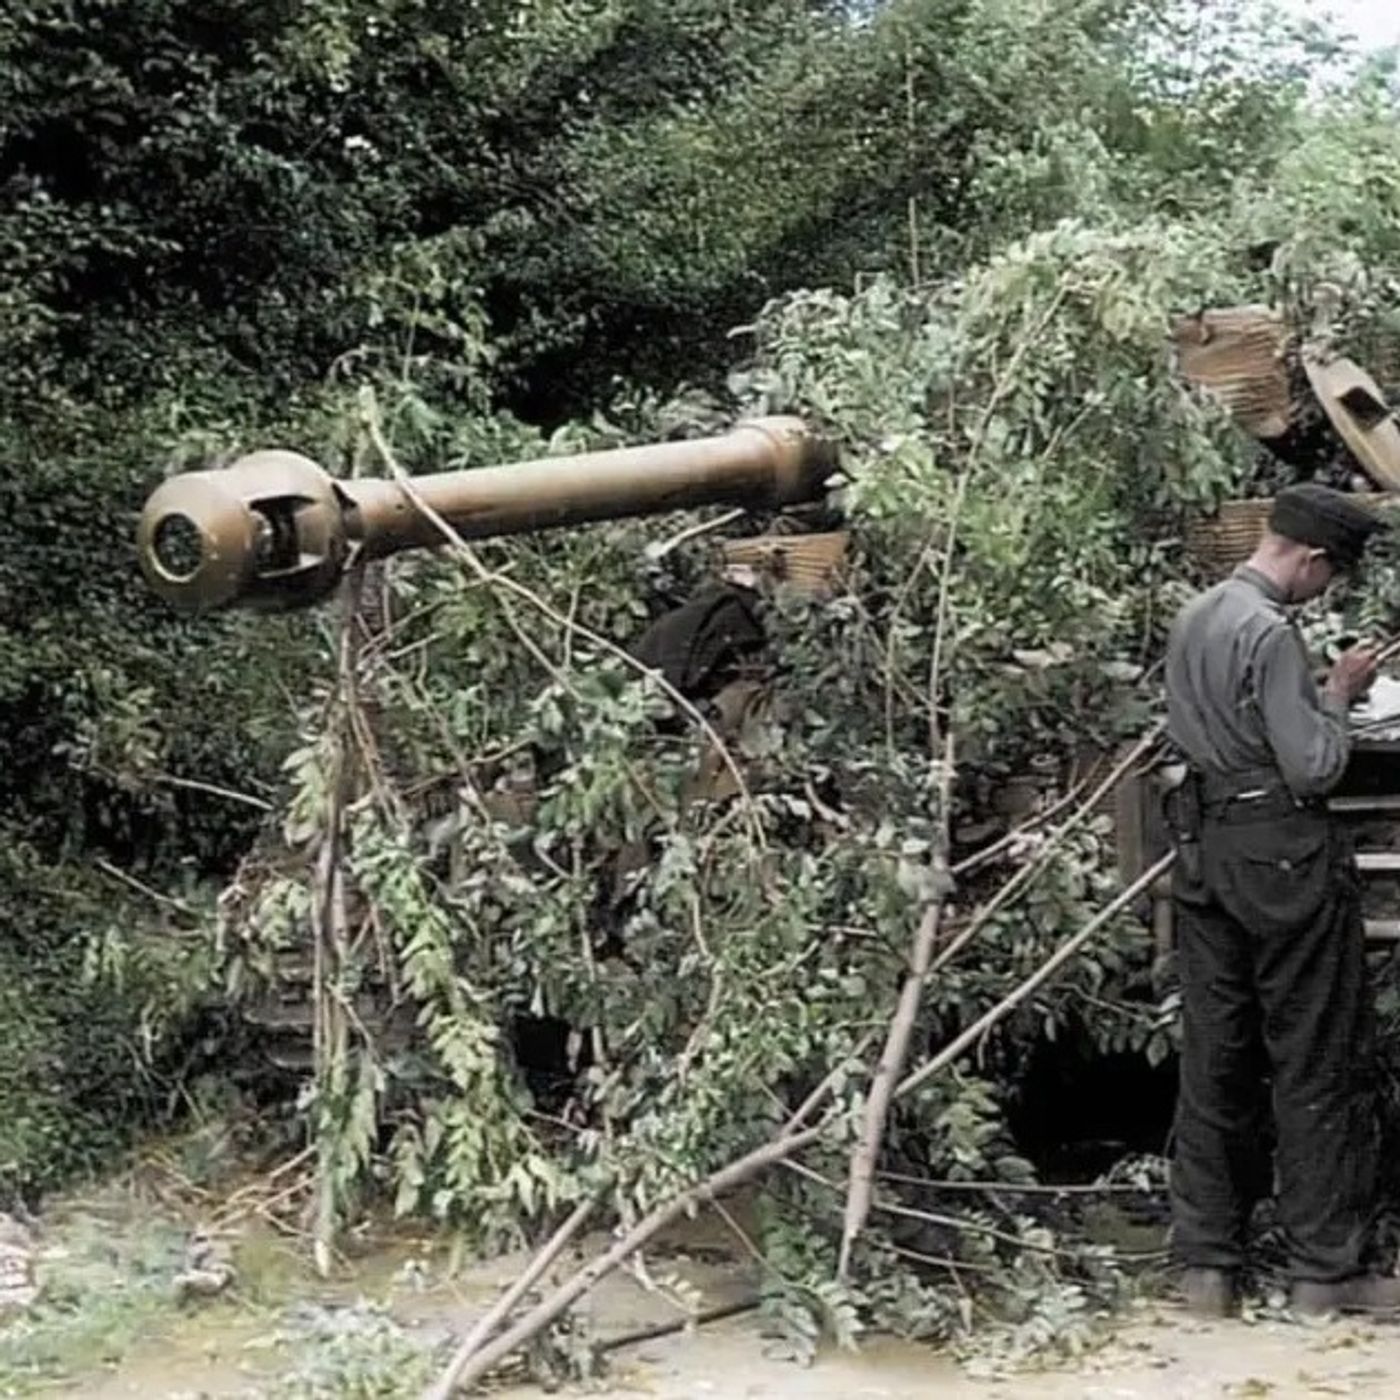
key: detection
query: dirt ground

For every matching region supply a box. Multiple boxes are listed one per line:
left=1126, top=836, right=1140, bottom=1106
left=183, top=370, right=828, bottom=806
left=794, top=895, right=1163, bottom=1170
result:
left=7, top=1178, right=1393, bottom=1399
left=498, top=1310, right=1400, bottom=1400
left=44, top=1232, right=1400, bottom=1400
left=50, top=1300, right=1400, bottom=1400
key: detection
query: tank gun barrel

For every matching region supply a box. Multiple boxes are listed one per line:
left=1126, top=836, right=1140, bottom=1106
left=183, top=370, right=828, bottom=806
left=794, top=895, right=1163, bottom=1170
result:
left=137, top=416, right=836, bottom=613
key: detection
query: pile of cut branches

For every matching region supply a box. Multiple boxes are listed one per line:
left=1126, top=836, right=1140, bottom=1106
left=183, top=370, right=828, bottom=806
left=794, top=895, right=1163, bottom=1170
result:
left=215, top=218, right=1400, bottom=1389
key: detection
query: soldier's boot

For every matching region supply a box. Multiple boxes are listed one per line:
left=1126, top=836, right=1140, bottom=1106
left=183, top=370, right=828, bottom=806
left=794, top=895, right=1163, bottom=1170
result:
left=1292, top=1275, right=1400, bottom=1316
left=1180, top=1267, right=1239, bottom=1318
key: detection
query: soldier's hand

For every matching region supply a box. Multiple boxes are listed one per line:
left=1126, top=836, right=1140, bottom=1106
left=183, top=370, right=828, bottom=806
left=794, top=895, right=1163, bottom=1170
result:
left=1325, top=644, right=1379, bottom=703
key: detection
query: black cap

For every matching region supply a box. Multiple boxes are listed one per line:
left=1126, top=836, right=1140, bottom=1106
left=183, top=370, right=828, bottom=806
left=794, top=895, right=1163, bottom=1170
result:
left=1268, top=483, right=1386, bottom=569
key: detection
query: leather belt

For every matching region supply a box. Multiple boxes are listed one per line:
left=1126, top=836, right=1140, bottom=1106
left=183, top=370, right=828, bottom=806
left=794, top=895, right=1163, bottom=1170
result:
left=1188, top=766, right=1323, bottom=820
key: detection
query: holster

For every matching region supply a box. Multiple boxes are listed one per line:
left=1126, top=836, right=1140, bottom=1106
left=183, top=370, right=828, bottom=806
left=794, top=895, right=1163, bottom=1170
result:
left=1160, top=763, right=1204, bottom=886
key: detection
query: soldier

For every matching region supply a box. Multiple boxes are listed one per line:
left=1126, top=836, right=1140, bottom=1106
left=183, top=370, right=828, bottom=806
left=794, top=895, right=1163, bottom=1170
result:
left=1165, top=483, right=1396, bottom=1317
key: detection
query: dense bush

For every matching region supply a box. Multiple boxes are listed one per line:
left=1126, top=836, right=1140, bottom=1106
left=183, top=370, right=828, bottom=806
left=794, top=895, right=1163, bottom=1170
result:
left=225, top=187, right=1400, bottom=1349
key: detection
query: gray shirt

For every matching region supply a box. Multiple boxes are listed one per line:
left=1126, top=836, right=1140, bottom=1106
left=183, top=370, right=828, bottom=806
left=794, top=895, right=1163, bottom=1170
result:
left=1165, top=566, right=1351, bottom=799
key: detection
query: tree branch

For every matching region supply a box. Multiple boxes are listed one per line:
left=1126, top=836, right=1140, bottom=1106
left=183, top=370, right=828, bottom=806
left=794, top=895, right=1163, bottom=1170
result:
left=423, top=1124, right=828, bottom=1397
left=424, top=1194, right=600, bottom=1400
left=922, top=722, right=1164, bottom=985
left=422, top=845, right=1174, bottom=1394
left=895, top=852, right=1175, bottom=1100
left=838, top=731, right=956, bottom=1278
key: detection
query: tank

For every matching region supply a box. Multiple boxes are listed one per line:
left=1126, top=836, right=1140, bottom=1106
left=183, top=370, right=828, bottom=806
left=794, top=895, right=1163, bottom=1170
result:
left=137, top=416, right=837, bottom=613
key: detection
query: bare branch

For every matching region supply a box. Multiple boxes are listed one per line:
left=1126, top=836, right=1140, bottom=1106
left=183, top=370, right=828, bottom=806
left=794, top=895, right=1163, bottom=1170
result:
left=895, top=852, right=1175, bottom=1100
left=648, top=507, right=747, bottom=560
left=838, top=730, right=955, bottom=1278
left=424, top=1123, right=828, bottom=1397
left=94, top=857, right=200, bottom=917
left=424, top=1194, right=600, bottom=1400
left=151, top=772, right=275, bottom=812
left=595, top=1298, right=760, bottom=1356
left=922, top=722, right=1165, bottom=984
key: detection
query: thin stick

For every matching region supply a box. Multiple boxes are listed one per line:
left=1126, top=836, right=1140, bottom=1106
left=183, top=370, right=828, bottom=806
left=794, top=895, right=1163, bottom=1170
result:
left=152, top=772, right=275, bottom=812
left=595, top=1298, right=760, bottom=1355
left=895, top=853, right=1175, bottom=1100
left=950, top=777, right=1089, bottom=877
left=792, top=1160, right=1164, bottom=1262
left=922, top=723, right=1164, bottom=985
left=780, top=1030, right=878, bottom=1136
left=890, top=1242, right=996, bottom=1276
left=210, top=1147, right=317, bottom=1214
left=213, top=1173, right=314, bottom=1231
left=903, top=38, right=921, bottom=287
left=882, top=284, right=1073, bottom=749
left=648, top=508, right=747, bottom=560
left=311, top=567, right=362, bottom=1278
left=876, top=1169, right=1158, bottom=1197
left=426, top=1124, right=827, bottom=1397
left=94, top=857, right=199, bottom=916
left=709, top=1195, right=770, bottom=1273
left=424, top=1194, right=600, bottom=1400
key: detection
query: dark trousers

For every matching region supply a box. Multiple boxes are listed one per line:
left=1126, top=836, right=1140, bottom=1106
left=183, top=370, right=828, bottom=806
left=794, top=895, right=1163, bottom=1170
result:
left=1171, top=804, right=1377, bottom=1281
